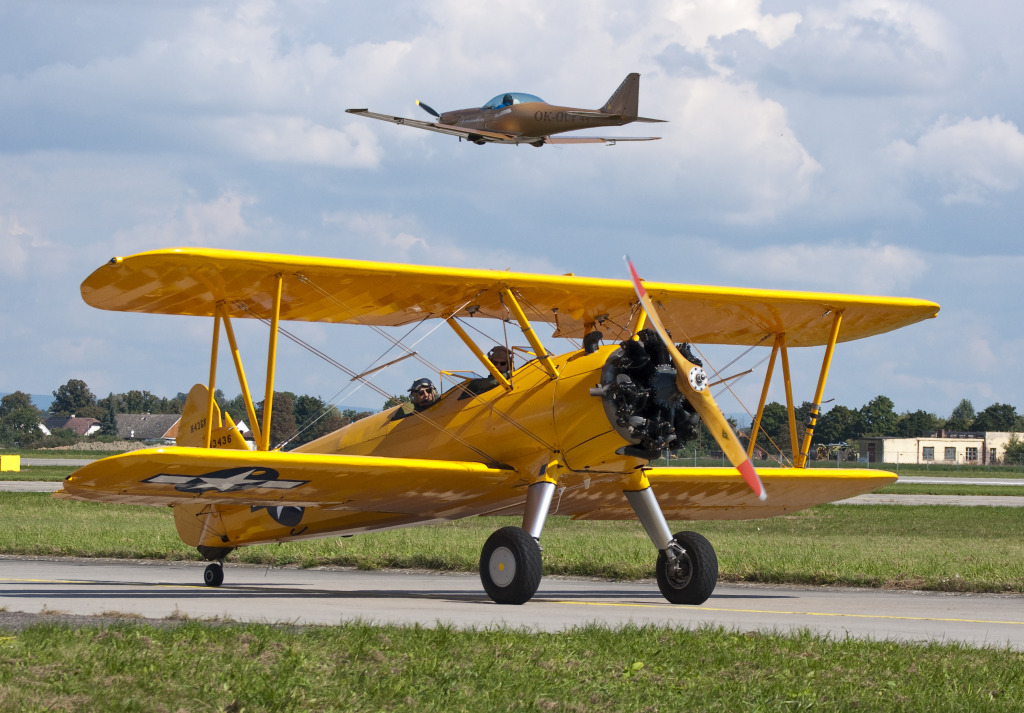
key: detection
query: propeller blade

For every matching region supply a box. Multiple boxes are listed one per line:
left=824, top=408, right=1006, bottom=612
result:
left=416, top=100, right=440, bottom=118
left=625, top=256, right=767, bottom=501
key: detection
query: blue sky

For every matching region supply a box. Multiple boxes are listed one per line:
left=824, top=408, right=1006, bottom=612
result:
left=2, top=0, right=1022, bottom=421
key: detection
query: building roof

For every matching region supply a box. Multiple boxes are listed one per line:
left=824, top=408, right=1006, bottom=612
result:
left=115, top=413, right=181, bottom=440
left=42, top=416, right=101, bottom=436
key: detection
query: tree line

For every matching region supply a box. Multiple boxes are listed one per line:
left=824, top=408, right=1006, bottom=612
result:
left=2, top=379, right=1023, bottom=457
left=0, top=379, right=374, bottom=449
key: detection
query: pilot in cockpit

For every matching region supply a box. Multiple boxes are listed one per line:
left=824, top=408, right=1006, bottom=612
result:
left=460, top=346, right=513, bottom=398
left=392, top=378, right=438, bottom=420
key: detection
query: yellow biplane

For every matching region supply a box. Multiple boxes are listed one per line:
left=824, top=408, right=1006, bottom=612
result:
left=57, top=248, right=939, bottom=605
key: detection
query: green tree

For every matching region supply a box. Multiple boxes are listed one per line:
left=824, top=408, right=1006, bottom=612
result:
left=1003, top=433, right=1024, bottom=466
left=755, top=401, right=790, bottom=454
left=946, top=398, right=975, bottom=431
left=383, top=394, right=410, bottom=409
left=896, top=409, right=940, bottom=438
left=0, top=391, right=43, bottom=446
left=255, top=391, right=297, bottom=449
left=222, top=393, right=249, bottom=423
left=860, top=395, right=898, bottom=436
left=815, top=405, right=863, bottom=444
left=971, top=403, right=1018, bottom=432
left=99, top=392, right=120, bottom=436
left=292, top=394, right=345, bottom=446
left=50, top=379, right=102, bottom=418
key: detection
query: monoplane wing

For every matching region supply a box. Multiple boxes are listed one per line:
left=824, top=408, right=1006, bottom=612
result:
left=82, top=248, right=939, bottom=346
left=545, top=136, right=661, bottom=144
left=345, top=109, right=518, bottom=143
left=57, top=447, right=522, bottom=517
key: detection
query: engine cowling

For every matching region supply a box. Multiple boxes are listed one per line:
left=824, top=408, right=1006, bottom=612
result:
left=592, top=330, right=702, bottom=459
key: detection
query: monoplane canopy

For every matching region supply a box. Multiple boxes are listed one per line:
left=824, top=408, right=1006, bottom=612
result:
left=82, top=248, right=939, bottom=346
left=482, top=92, right=544, bottom=108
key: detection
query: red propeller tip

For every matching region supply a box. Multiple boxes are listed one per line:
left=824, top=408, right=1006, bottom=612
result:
left=738, top=459, right=767, bottom=501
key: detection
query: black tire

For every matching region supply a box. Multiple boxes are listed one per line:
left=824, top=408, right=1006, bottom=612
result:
left=203, top=562, right=224, bottom=588
left=655, top=530, right=718, bottom=605
left=479, top=526, right=543, bottom=605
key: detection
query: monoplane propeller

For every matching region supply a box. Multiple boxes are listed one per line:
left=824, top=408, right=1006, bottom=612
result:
left=416, top=100, right=441, bottom=119
left=626, top=257, right=767, bottom=501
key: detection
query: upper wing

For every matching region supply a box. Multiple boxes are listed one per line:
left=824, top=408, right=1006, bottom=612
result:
left=346, top=108, right=518, bottom=143
left=81, top=248, right=939, bottom=345
left=56, top=447, right=523, bottom=517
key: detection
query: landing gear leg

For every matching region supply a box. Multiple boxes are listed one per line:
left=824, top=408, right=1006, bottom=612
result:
left=203, top=561, right=224, bottom=588
left=625, top=484, right=718, bottom=605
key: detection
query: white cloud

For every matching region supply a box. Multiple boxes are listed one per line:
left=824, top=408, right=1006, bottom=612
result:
left=724, top=0, right=961, bottom=95
left=206, top=116, right=380, bottom=167
left=0, top=214, right=42, bottom=279
left=111, top=191, right=256, bottom=252
left=702, top=240, right=928, bottom=294
left=322, top=210, right=558, bottom=273
left=889, top=116, right=1024, bottom=205
left=654, top=78, right=822, bottom=223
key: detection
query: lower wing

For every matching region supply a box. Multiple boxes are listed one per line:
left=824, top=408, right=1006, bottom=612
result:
left=488, top=467, right=895, bottom=521
left=56, top=447, right=522, bottom=519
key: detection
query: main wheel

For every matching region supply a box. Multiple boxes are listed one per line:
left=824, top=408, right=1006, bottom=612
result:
left=479, top=526, right=543, bottom=605
left=656, top=530, right=718, bottom=605
left=203, top=562, right=224, bottom=588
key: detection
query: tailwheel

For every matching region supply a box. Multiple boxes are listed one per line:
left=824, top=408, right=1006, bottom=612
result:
left=479, top=526, right=543, bottom=605
left=656, top=531, right=718, bottom=605
left=203, top=562, right=224, bottom=588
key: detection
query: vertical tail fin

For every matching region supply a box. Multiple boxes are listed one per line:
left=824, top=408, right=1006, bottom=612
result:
left=600, top=73, right=640, bottom=120
left=176, top=383, right=250, bottom=450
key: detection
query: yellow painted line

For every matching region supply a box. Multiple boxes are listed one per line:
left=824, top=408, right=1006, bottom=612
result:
left=554, top=601, right=1024, bottom=627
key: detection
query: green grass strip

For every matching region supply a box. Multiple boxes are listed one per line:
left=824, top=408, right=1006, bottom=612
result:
left=0, top=621, right=1022, bottom=712
left=3, top=493, right=1023, bottom=593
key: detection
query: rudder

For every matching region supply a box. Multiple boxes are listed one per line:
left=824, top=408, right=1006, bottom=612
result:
left=600, top=73, right=640, bottom=120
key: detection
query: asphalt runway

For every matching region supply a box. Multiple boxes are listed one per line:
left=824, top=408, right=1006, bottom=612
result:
left=2, top=556, right=1022, bottom=650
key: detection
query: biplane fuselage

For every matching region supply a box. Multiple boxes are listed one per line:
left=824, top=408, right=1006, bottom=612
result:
left=57, top=248, right=939, bottom=605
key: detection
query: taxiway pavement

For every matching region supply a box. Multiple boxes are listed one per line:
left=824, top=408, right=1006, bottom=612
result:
left=2, top=557, right=1022, bottom=649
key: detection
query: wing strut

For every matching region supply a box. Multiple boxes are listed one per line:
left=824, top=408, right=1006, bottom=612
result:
left=747, top=334, right=782, bottom=459
left=446, top=317, right=513, bottom=391
left=261, top=274, right=283, bottom=451
left=795, top=311, right=844, bottom=468
left=205, top=308, right=221, bottom=449
left=221, top=307, right=263, bottom=447
left=501, top=288, right=559, bottom=379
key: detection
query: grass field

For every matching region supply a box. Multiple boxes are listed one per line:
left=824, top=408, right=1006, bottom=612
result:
left=2, top=492, right=1022, bottom=592
left=0, top=621, right=1022, bottom=712
left=3, top=454, right=1023, bottom=710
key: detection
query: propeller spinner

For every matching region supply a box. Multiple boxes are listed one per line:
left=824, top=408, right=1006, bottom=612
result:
left=625, top=257, right=767, bottom=501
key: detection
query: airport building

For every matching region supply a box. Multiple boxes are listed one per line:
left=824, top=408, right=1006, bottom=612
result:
left=857, top=432, right=1016, bottom=465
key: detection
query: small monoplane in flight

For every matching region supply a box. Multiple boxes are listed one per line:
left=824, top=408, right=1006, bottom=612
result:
left=346, top=72, right=665, bottom=146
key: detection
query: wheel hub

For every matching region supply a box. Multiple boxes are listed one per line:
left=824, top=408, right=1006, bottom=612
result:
left=488, top=546, right=517, bottom=587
